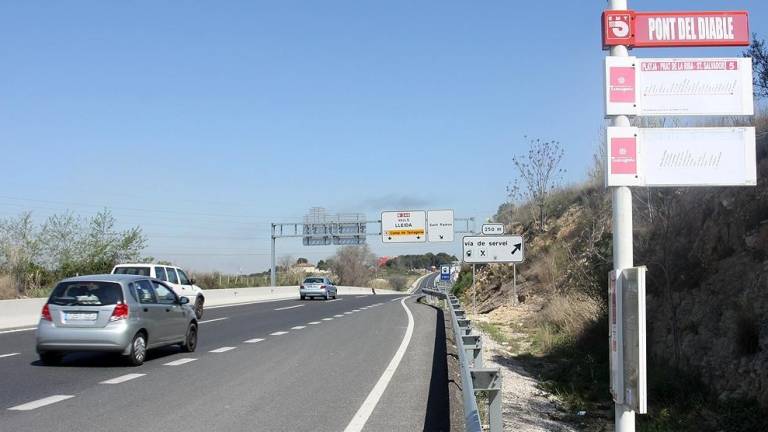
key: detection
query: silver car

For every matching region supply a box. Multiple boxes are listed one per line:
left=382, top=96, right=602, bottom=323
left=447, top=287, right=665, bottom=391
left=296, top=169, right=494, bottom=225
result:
left=36, top=274, right=198, bottom=366
left=299, top=277, right=337, bottom=300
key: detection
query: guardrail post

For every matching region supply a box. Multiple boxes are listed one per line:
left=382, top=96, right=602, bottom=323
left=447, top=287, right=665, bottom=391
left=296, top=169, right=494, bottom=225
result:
left=462, top=334, right=483, bottom=368
left=471, top=368, right=502, bottom=432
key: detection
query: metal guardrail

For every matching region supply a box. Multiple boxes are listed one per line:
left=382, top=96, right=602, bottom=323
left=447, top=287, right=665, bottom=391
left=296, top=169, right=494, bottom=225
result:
left=423, top=282, right=502, bottom=432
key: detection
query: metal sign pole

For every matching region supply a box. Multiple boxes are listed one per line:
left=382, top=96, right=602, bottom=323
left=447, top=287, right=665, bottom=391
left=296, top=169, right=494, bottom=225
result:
left=472, top=264, right=477, bottom=314
left=270, top=223, right=277, bottom=288
left=608, top=0, right=635, bottom=431
left=513, top=263, right=517, bottom=304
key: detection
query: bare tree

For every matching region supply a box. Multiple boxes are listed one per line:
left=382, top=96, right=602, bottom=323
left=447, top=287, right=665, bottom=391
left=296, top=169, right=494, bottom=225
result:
left=278, top=255, right=294, bottom=271
left=507, top=137, right=565, bottom=230
left=330, top=245, right=375, bottom=286
left=744, top=33, right=768, bottom=98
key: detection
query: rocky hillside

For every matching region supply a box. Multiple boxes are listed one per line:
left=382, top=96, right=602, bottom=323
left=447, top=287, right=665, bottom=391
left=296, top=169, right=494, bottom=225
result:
left=466, top=115, right=768, bottom=427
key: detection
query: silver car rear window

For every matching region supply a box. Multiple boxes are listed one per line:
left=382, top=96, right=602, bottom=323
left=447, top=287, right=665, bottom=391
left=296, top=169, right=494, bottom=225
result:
left=304, top=278, right=324, bottom=284
left=49, top=282, right=124, bottom=306
left=113, top=267, right=151, bottom=276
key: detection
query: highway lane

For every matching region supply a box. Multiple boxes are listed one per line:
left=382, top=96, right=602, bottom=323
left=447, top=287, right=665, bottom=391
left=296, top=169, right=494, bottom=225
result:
left=0, top=294, right=402, bottom=411
left=0, top=280, right=448, bottom=432
left=365, top=273, right=450, bottom=431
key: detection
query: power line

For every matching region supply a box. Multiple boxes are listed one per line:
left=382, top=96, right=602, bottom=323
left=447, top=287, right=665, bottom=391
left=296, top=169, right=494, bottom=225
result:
left=0, top=195, right=303, bottom=222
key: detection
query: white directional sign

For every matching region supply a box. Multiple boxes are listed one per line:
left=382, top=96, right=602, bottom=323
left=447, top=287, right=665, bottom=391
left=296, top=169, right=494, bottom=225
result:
left=606, top=127, right=756, bottom=187
left=427, top=210, right=454, bottom=242
left=482, top=223, right=505, bottom=235
left=381, top=211, right=426, bottom=243
left=605, top=56, right=754, bottom=116
left=462, top=235, right=524, bottom=264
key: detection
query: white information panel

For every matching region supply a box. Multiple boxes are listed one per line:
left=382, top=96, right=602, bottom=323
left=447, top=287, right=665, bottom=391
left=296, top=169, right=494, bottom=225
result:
left=605, top=56, right=754, bottom=116
left=381, top=211, right=426, bottom=243
left=462, top=235, right=523, bottom=264
left=606, top=127, right=756, bottom=187
left=481, top=223, right=505, bottom=235
left=427, top=210, right=454, bottom=242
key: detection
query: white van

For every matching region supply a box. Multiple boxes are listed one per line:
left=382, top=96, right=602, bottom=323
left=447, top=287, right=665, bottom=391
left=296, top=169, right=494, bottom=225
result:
left=111, top=264, right=205, bottom=319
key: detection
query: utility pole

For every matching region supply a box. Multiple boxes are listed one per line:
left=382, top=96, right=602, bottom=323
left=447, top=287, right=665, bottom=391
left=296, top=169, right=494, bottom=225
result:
left=607, top=0, right=634, bottom=431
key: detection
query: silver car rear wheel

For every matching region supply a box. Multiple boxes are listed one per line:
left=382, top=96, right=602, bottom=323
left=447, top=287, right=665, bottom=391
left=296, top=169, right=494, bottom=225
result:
left=128, top=332, right=147, bottom=366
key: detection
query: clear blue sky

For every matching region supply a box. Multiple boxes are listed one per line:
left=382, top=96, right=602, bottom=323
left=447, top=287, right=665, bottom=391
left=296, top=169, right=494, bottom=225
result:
left=1, top=1, right=766, bottom=273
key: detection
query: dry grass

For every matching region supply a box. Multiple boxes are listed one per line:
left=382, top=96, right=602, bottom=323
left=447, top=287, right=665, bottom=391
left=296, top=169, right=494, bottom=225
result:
left=534, top=293, right=601, bottom=351
left=0, top=275, right=17, bottom=299
left=367, top=278, right=392, bottom=290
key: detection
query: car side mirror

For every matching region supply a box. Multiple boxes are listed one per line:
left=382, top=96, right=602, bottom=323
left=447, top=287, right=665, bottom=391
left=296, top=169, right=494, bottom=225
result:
left=179, top=297, right=190, bottom=305
left=189, top=278, right=196, bottom=285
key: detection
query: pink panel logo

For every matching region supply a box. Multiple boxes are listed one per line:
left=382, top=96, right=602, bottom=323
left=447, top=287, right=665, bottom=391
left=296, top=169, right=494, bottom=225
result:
left=611, top=137, right=637, bottom=175
left=609, top=67, right=636, bottom=103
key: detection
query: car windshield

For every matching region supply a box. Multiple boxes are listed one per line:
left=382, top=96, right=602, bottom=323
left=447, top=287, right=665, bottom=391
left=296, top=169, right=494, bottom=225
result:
left=49, top=282, right=124, bottom=306
left=113, top=266, right=151, bottom=276
left=304, top=278, right=324, bottom=284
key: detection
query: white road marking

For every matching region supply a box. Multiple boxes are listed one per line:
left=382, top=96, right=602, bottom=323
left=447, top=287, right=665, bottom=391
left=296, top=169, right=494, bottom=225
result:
left=270, top=331, right=289, bottom=336
left=355, top=295, right=367, bottom=298
left=199, top=317, right=228, bottom=324
left=343, top=297, right=415, bottom=432
left=343, top=312, right=353, bottom=315
left=322, top=318, right=333, bottom=321
left=0, top=353, right=20, bottom=358
left=164, top=358, right=197, bottom=366
left=327, top=299, right=342, bottom=302
left=210, top=346, right=236, bottom=353
left=274, top=305, right=304, bottom=311
left=353, top=309, right=361, bottom=312
left=8, top=395, right=75, bottom=411
left=291, top=326, right=306, bottom=330
left=206, top=298, right=295, bottom=309
left=0, top=327, right=36, bottom=335
left=308, top=321, right=321, bottom=325
left=244, top=338, right=265, bottom=343
left=100, top=373, right=145, bottom=384
left=334, top=314, right=344, bottom=318
left=390, top=297, right=407, bottom=302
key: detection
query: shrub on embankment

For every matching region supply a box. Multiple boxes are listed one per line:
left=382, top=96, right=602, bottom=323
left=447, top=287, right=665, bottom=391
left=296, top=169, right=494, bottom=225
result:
left=470, top=113, right=768, bottom=429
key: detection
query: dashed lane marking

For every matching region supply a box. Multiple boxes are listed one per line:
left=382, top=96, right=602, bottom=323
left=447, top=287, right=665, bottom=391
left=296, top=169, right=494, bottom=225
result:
left=210, top=346, right=237, bottom=353
left=164, top=358, right=197, bottom=366
left=308, top=321, right=321, bottom=325
left=0, top=353, right=20, bottom=359
left=274, top=305, right=304, bottom=311
left=100, top=373, right=145, bottom=384
left=199, top=317, right=228, bottom=324
left=322, top=318, right=333, bottom=321
left=291, top=326, right=306, bottom=330
left=8, top=395, right=75, bottom=411
left=0, top=327, right=35, bottom=335
left=244, top=338, right=265, bottom=343
left=270, top=331, right=289, bottom=336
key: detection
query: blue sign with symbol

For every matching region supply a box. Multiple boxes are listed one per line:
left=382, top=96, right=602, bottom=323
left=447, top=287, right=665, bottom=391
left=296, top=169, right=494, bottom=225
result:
left=440, top=266, right=450, bottom=281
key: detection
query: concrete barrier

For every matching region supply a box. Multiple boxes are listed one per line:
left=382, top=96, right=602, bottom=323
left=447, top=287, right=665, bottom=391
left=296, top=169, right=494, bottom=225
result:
left=0, top=286, right=404, bottom=330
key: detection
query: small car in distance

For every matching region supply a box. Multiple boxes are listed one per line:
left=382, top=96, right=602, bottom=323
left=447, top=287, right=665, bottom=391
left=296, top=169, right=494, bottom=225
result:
left=299, top=277, right=337, bottom=300
left=36, top=274, right=198, bottom=366
left=112, top=263, right=205, bottom=319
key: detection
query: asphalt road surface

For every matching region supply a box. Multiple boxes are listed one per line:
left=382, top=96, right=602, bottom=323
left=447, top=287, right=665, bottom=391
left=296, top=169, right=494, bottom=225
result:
left=0, top=274, right=449, bottom=432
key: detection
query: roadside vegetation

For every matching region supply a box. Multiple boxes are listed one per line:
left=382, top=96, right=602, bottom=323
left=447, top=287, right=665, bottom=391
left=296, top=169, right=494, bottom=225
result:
left=0, top=210, right=146, bottom=299
left=467, top=84, right=768, bottom=430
